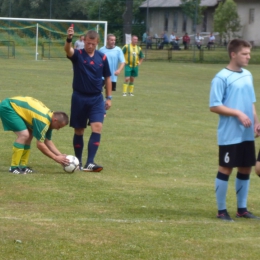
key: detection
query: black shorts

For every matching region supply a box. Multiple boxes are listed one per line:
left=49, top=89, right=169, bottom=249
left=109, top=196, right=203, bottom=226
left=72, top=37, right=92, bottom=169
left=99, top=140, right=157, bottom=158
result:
left=102, top=80, right=116, bottom=91
left=219, top=141, right=256, bottom=168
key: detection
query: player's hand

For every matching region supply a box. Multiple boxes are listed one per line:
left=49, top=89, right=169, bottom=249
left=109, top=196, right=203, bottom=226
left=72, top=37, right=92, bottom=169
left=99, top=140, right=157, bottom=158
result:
left=255, top=123, right=260, bottom=137
left=114, top=70, right=120, bottom=76
left=55, top=154, right=70, bottom=165
left=237, top=112, right=251, bottom=128
left=105, top=100, right=111, bottom=110
left=67, top=26, right=74, bottom=39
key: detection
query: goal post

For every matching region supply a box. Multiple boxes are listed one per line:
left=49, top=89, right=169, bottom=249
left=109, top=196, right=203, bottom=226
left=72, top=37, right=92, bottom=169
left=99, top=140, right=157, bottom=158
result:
left=0, top=17, right=108, bottom=60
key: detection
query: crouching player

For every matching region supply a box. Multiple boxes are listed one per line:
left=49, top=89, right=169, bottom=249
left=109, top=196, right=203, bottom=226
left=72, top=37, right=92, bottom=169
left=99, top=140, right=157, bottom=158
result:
left=0, top=96, right=69, bottom=174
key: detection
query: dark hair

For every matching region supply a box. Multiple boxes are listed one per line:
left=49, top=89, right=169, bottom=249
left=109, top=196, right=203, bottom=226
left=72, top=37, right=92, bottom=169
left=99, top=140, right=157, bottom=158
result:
left=85, top=30, right=100, bottom=42
left=227, top=39, right=251, bottom=58
left=53, top=111, right=69, bottom=125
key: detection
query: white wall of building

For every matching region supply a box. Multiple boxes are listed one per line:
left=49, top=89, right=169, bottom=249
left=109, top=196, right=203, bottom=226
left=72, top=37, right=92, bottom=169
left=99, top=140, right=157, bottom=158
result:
left=236, top=2, right=260, bottom=46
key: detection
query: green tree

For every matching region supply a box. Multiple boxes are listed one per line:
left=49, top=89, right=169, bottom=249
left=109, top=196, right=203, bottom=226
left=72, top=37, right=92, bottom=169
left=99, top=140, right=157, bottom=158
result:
left=0, top=0, right=88, bottom=20
left=180, top=0, right=205, bottom=31
left=213, top=0, right=241, bottom=42
left=0, top=0, right=145, bottom=43
left=87, top=0, right=145, bottom=44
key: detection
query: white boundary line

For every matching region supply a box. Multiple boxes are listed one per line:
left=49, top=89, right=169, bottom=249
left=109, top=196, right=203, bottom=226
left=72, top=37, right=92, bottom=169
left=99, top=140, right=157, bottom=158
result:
left=0, top=216, right=215, bottom=224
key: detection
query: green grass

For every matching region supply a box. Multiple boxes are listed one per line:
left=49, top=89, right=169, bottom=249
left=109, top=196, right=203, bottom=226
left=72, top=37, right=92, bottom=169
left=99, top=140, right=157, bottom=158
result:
left=1, top=60, right=260, bottom=259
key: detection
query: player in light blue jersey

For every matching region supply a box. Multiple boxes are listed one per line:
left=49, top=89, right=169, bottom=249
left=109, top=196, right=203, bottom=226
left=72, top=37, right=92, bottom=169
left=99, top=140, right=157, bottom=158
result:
left=209, top=39, right=260, bottom=221
left=100, top=34, right=125, bottom=91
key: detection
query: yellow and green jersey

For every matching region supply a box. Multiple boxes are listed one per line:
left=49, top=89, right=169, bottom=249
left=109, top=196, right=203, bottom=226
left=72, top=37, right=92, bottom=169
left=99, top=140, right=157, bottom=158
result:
left=9, top=96, right=53, bottom=142
left=122, top=44, right=144, bottom=67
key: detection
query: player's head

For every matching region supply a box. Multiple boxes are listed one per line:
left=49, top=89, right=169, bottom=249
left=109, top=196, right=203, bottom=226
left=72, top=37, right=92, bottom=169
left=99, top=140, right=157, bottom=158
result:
left=84, top=30, right=100, bottom=42
left=228, top=39, right=251, bottom=57
left=131, top=35, right=138, bottom=45
left=228, top=39, right=251, bottom=67
left=106, top=34, right=116, bottom=48
left=84, top=30, right=99, bottom=53
left=51, top=111, right=69, bottom=130
left=80, top=35, right=84, bottom=41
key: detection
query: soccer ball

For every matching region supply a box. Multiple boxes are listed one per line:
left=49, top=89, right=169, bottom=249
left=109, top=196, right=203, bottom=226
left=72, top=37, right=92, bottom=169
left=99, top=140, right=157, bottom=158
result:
left=63, top=155, right=80, bottom=173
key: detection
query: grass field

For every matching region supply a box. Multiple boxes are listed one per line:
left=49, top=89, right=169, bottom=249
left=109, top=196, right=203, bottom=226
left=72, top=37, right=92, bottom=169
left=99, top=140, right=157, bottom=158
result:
left=1, top=59, right=260, bottom=259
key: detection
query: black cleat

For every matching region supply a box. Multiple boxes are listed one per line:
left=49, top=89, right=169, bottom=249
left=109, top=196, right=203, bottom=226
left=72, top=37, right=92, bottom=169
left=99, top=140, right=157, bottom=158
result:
left=9, top=167, right=23, bottom=174
left=83, top=163, right=103, bottom=172
left=217, top=212, right=234, bottom=222
left=21, top=167, right=35, bottom=173
left=236, top=211, right=260, bottom=219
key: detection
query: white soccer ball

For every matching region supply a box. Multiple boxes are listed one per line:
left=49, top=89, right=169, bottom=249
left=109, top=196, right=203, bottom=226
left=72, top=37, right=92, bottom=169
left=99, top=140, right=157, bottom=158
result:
left=63, top=155, right=79, bottom=173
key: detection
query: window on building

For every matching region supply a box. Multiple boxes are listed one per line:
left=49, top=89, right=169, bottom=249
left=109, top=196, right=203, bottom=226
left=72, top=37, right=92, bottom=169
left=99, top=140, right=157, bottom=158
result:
left=202, top=12, right=207, bottom=32
left=164, top=11, right=169, bottom=31
left=182, top=14, right=187, bottom=32
left=249, top=8, right=255, bottom=24
left=173, top=11, right=178, bottom=32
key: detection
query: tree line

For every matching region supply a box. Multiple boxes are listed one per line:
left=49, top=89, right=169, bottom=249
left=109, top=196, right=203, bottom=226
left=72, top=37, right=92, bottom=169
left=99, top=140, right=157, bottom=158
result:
left=0, top=0, right=241, bottom=44
left=0, top=0, right=146, bottom=43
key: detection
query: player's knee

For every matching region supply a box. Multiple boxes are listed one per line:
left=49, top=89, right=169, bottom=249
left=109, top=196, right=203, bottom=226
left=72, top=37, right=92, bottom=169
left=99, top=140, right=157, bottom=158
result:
left=91, top=122, right=102, bottom=133
left=74, top=128, right=84, bottom=135
left=16, top=129, right=31, bottom=142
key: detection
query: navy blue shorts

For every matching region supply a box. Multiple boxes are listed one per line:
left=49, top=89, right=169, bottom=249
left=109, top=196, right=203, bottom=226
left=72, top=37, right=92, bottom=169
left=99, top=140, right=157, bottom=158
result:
left=70, top=91, right=104, bottom=128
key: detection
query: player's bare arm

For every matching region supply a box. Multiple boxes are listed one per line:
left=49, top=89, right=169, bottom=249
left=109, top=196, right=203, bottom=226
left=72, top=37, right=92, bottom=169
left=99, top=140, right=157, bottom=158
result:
left=44, top=139, right=64, bottom=156
left=64, top=25, right=75, bottom=57
left=115, top=62, right=125, bottom=76
left=37, top=140, right=68, bottom=165
left=210, top=105, right=251, bottom=127
left=253, top=104, right=260, bottom=136
left=104, top=76, right=112, bottom=110
left=138, top=58, right=144, bottom=65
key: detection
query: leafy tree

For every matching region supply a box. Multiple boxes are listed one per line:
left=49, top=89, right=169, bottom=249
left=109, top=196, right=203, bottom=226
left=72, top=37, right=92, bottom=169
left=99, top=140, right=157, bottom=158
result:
left=213, top=0, right=241, bottom=42
left=180, top=0, right=205, bottom=30
left=0, top=0, right=145, bottom=44
left=87, top=0, right=145, bottom=43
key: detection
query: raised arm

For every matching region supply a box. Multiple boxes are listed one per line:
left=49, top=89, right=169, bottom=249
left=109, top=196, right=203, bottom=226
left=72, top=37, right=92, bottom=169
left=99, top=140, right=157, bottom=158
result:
left=64, top=25, right=75, bottom=58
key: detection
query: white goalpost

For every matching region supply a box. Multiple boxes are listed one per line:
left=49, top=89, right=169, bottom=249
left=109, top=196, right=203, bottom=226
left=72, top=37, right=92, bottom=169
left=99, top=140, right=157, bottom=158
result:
left=0, top=17, right=108, bottom=60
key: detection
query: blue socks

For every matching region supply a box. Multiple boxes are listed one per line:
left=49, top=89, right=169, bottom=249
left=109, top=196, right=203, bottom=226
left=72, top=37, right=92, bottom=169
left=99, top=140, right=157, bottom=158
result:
left=87, top=132, right=101, bottom=164
left=215, top=171, right=250, bottom=214
left=215, top=171, right=229, bottom=212
left=73, top=134, right=84, bottom=165
left=236, top=172, right=250, bottom=214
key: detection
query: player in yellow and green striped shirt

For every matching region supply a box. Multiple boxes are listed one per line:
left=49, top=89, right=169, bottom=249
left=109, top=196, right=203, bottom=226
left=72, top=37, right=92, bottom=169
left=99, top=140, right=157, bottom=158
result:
left=122, top=35, right=144, bottom=96
left=0, top=96, right=69, bottom=174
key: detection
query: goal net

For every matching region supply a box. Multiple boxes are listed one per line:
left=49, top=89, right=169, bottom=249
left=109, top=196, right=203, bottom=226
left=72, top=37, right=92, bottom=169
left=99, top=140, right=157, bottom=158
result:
left=0, top=18, right=107, bottom=60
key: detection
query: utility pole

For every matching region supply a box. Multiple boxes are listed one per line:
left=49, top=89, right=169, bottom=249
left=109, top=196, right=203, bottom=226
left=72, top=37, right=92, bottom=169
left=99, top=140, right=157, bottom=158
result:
left=123, top=0, right=133, bottom=43
left=50, top=0, right=52, bottom=19
left=99, top=0, right=102, bottom=20
left=146, top=0, right=149, bottom=33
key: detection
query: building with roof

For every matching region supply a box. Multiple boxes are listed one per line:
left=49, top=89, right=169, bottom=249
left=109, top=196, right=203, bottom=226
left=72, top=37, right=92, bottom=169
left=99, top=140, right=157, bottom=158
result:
left=140, top=0, right=260, bottom=46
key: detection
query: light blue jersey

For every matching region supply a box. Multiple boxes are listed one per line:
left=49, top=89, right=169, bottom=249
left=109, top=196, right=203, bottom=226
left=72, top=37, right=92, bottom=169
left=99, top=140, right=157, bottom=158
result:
left=99, top=46, right=125, bottom=82
left=209, top=68, right=256, bottom=145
